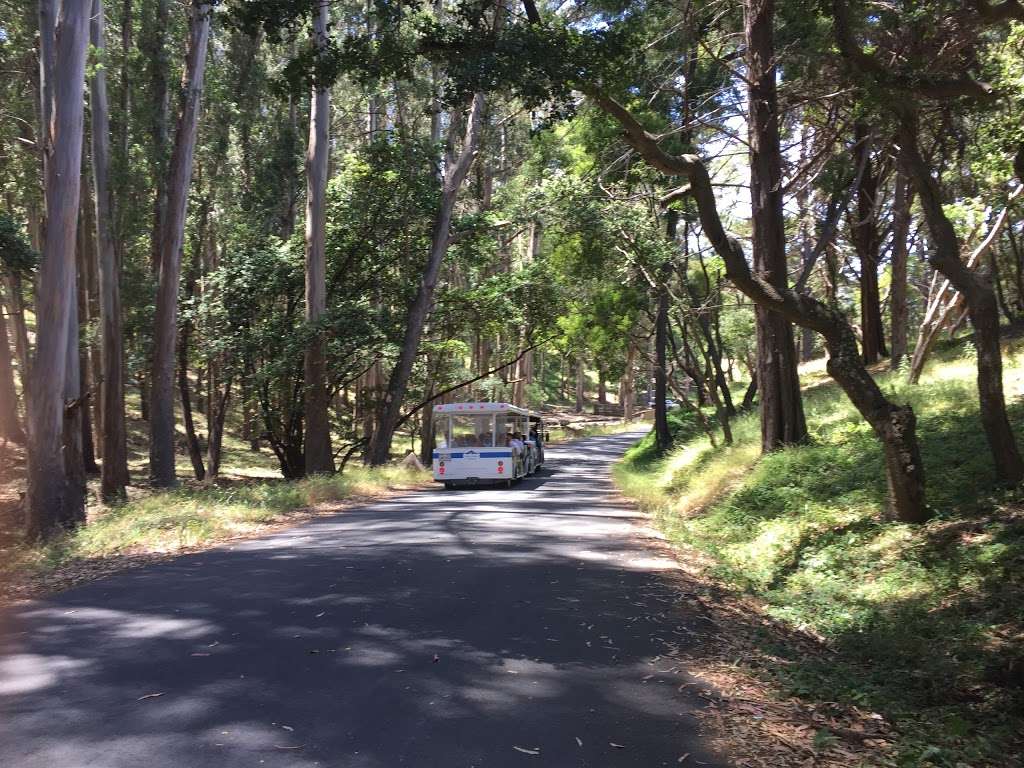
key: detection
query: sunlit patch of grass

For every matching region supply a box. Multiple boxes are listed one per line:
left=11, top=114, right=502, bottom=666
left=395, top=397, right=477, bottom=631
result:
left=548, top=418, right=650, bottom=443
left=1, top=465, right=429, bottom=591
left=613, top=343, right=1024, bottom=766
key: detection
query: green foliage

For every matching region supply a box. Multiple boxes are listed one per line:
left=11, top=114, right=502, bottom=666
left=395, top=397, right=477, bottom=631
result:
left=0, top=211, right=36, bottom=276
left=616, top=345, right=1024, bottom=766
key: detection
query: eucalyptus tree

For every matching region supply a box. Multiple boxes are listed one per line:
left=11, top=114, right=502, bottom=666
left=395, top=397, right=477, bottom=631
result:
left=89, top=0, right=130, bottom=500
left=303, top=0, right=334, bottom=474
left=25, top=0, right=91, bottom=540
left=149, top=0, right=214, bottom=487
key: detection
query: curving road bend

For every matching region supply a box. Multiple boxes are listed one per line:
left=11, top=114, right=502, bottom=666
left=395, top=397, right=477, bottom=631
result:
left=0, top=432, right=727, bottom=768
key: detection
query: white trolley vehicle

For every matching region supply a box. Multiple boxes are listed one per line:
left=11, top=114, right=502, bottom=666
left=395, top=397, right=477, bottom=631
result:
left=432, top=402, right=546, bottom=488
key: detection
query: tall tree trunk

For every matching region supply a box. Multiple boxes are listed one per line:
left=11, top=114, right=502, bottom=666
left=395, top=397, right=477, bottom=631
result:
left=365, top=93, right=485, bottom=465
left=179, top=218, right=207, bottom=482
left=798, top=132, right=817, bottom=362
left=654, top=211, right=675, bottom=452
left=37, top=0, right=55, bottom=181
left=303, top=0, right=335, bottom=475
left=852, top=122, right=887, bottom=363
left=91, top=0, right=130, bottom=500
left=419, top=400, right=435, bottom=467
left=746, top=0, right=807, bottom=452
left=205, top=377, right=231, bottom=479
left=63, top=247, right=86, bottom=517
left=120, top=0, right=132, bottom=161
left=145, top=0, right=171, bottom=273
left=0, top=304, right=24, bottom=442
left=178, top=316, right=205, bottom=481
left=574, top=355, right=585, bottom=413
left=898, top=110, right=1024, bottom=484
left=890, top=169, right=913, bottom=370
left=242, top=366, right=259, bottom=450
left=1007, top=224, right=1024, bottom=314
left=6, top=275, right=32, bottom=415
left=26, top=0, right=90, bottom=540
left=203, top=221, right=230, bottom=478
left=148, top=1, right=213, bottom=487
left=77, top=193, right=99, bottom=474
left=620, top=340, right=636, bottom=420
left=587, top=3, right=929, bottom=522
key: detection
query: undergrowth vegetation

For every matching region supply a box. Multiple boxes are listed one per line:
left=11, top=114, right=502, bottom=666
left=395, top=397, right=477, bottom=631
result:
left=615, top=342, right=1024, bottom=767
left=2, top=465, right=428, bottom=592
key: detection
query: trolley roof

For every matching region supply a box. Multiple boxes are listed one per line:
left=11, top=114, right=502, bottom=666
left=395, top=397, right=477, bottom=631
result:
left=433, top=402, right=542, bottom=419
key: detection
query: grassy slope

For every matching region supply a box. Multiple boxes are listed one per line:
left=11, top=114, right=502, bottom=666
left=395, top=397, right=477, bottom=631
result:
left=615, top=342, right=1024, bottom=768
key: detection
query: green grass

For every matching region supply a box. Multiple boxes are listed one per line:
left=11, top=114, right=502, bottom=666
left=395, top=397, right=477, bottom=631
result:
left=547, top=417, right=651, bottom=443
left=3, top=465, right=429, bottom=590
left=614, top=343, right=1024, bottom=768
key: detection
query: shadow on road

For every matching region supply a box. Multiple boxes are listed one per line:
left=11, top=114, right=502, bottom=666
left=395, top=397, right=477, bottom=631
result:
left=0, top=430, right=727, bottom=768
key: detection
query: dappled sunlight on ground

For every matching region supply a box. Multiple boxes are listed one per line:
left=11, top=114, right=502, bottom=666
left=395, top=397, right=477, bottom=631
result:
left=0, top=430, right=727, bottom=768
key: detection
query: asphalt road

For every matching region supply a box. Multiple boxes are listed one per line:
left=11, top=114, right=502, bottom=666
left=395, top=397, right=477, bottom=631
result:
left=0, top=432, right=727, bottom=768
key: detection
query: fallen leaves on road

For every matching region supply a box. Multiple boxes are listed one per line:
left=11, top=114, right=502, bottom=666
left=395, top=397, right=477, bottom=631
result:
left=513, top=746, right=540, bottom=755
left=136, top=692, right=165, bottom=701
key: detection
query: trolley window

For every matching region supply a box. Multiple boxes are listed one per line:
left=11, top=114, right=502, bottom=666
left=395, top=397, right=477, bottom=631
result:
left=442, top=414, right=496, bottom=448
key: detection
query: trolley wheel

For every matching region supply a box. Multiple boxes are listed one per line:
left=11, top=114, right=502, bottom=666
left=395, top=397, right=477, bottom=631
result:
left=444, top=481, right=455, bottom=490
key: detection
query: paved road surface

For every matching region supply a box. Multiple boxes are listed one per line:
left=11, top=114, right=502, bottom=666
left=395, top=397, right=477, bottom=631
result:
left=0, top=433, right=726, bottom=767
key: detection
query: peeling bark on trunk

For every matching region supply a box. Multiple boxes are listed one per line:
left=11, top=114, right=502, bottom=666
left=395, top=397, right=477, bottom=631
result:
left=148, top=1, right=212, bottom=487
left=303, top=1, right=334, bottom=475
left=365, top=94, right=485, bottom=465
left=25, top=0, right=90, bottom=541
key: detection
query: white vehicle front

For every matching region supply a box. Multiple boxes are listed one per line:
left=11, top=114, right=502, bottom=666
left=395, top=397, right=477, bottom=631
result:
left=432, top=403, right=537, bottom=487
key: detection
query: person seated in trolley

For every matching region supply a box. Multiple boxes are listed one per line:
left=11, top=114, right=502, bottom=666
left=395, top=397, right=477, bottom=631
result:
left=431, top=403, right=544, bottom=487
left=506, top=431, right=524, bottom=474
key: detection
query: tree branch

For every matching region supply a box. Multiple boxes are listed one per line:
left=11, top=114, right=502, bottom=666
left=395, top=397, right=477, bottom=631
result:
left=972, top=0, right=1024, bottom=22
left=392, top=337, right=552, bottom=432
left=831, top=0, right=996, bottom=101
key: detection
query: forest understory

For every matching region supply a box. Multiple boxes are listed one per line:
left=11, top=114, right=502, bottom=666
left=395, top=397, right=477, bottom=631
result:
left=616, top=339, right=1024, bottom=768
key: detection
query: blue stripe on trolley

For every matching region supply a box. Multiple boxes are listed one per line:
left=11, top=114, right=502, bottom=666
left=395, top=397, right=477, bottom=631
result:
left=433, top=451, right=514, bottom=459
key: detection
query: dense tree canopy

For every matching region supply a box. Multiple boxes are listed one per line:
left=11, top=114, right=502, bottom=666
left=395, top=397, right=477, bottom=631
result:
left=1, top=0, right=1023, bottom=524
